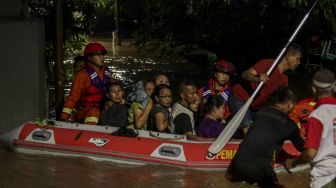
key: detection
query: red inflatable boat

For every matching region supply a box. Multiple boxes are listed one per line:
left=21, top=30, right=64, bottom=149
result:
left=0, top=121, right=301, bottom=171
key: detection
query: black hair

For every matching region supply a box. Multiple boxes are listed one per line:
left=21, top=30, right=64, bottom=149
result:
left=178, top=79, right=196, bottom=95
left=202, top=95, right=224, bottom=114
left=106, top=82, right=124, bottom=92
left=286, top=43, right=302, bottom=56
left=153, top=84, right=172, bottom=97
left=268, top=86, right=298, bottom=106
left=100, top=82, right=124, bottom=110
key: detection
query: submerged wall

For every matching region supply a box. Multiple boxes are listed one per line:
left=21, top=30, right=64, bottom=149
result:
left=0, top=1, right=46, bottom=132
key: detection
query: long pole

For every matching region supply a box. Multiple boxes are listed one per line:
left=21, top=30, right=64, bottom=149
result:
left=207, top=0, right=319, bottom=159
left=55, top=0, right=64, bottom=117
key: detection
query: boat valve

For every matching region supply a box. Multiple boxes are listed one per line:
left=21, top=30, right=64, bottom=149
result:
left=206, top=152, right=216, bottom=160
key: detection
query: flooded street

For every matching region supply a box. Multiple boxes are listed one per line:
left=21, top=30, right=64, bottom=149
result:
left=2, top=43, right=313, bottom=187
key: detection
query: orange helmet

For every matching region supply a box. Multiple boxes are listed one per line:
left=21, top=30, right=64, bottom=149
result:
left=84, top=42, right=107, bottom=57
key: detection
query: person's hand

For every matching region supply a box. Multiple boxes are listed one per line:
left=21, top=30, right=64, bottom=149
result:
left=284, top=158, right=297, bottom=173
left=146, top=98, right=154, bottom=109
left=60, top=112, right=70, bottom=122
left=259, top=73, right=269, bottom=82
left=104, top=101, right=113, bottom=111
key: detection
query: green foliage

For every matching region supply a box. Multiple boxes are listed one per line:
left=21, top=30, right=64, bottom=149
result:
left=28, top=0, right=111, bottom=62
left=133, top=0, right=336, bottom=61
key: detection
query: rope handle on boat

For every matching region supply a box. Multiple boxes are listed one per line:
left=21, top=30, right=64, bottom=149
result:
left=149, top=131, right=185, bottom=140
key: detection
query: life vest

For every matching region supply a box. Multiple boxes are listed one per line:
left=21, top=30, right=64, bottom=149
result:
left=202, top=83, right=231, bottom=103
left=289, top=98, right=316, bottom=137
left=78, top=65, right=111, bottom=109
left=201, top=79, right=231, bottom=119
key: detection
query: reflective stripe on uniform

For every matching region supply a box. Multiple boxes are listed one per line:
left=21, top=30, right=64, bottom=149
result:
left=309, top=102, right=316, bottom=106
left=84, top=116, right=99, bottom=124
left=62, top=107, right=72, bottom=114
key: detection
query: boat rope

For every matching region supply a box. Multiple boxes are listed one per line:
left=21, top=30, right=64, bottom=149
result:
left=34, top=118, right=57, bottom=129
left=149, top=131, right=185, bottom=141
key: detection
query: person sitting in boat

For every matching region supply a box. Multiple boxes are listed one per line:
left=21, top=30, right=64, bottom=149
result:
left=227, top=86, right=304, bottom=187
left=229, top=43, right=302, bottom=136
left=147, top=84, right=173, bottom=132
left=197, top=95, right=226, bottom=138
left=153, top=72, right=170, bottom=86
left=198, top=59, right=235, bottom=121
left=126, top=79, right=155, bottom=130
left=169, top=80, right=215, bottom=141
left=99, top=82, right=128, bottom=127
left=60, top=42, right=113, bottom=125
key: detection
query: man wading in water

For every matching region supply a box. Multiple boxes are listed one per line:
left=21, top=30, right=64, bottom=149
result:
left=227, top=86, right=304, bottom=187
left=285, top=69, right=336, bottom=188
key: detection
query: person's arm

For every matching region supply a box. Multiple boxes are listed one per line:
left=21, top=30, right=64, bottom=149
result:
left=285, top=148, right=317, bottom=169
left=134, top=99, right=153, bottom=129
left=60, top=73, right=86, bottom=121
left=185, top=132, right=215, bottom=142
left=285, top=117, right=322, bottom=169
left=174, top=114, right=214, bottom=142
left=241, top=67, right=269, bottom=83
left=288, top=121, right=305, bottom=152
left=154, top=112, right=169, bottom=132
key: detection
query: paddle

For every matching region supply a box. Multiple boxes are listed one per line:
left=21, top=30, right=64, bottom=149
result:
left=207, top=0, right=319, bottom=159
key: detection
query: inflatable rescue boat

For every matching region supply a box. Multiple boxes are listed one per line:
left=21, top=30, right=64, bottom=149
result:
left=0, top=121, right=301, bottom=171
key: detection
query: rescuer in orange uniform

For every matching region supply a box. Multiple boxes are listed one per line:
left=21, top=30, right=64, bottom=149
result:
left=60, top=42, right=112, bottom=125
left=289, top=98, right=316, bottom=137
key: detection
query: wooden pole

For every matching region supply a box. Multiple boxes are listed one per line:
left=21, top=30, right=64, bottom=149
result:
left=55, top=0, right=64, bottom=116
left=115, top=0, right=121, bottom=46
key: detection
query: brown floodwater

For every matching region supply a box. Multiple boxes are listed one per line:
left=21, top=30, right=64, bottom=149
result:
left=0, top=149, right=310, bottom=188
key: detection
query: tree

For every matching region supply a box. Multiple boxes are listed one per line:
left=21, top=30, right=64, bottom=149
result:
left=133, top=0, right=336, bottom=64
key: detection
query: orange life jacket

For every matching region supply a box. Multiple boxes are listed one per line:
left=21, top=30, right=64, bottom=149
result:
left=289, top=98, right=316, bottom=137
left=77, top=66, right=111, bottom=109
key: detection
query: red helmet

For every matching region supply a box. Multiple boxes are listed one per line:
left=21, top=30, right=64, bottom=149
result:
left=84, top=42, right=107, bottom=57
left=215, top=59, right=235, bottom=74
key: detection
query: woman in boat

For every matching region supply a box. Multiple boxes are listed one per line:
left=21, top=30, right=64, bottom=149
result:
left=227, top=86, right=304, bottom=187
left=153, top=72, right=170, bottom=86
left=99, top=82, right=128, bottom=127
left=147, top=84, right=173, bottom=132
left=126, top=79, right=155, bottom=130
left=197, top=95, right=225, bottom=138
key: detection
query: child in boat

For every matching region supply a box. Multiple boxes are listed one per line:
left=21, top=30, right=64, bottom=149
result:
left=99, top=82, right=128, bottom=127
left=227, top=86, right=304, bottom=187
left=147, top=84, right=173, bottom=132
left=126, top=79, right=155, bottom=130
left=197, top=95, right=225, bottom=138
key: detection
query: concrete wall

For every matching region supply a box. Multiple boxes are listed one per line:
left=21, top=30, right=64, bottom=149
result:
left=0, top=0, right=22, bottom=17
left=0, top=18, right=46, bottom=132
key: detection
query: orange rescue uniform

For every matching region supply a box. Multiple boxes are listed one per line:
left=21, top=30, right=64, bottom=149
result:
left=289, top=98, right=316, bottom=137
left=60, top=64, right=112, bottom=124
